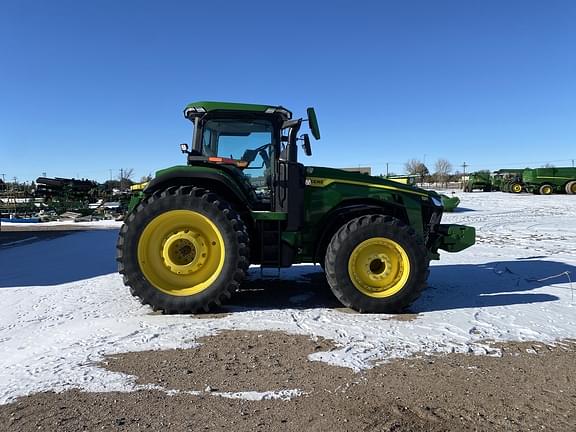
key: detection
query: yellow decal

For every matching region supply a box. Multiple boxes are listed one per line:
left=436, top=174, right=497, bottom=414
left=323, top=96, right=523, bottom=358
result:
left=305, top=177, right=429, bottom=197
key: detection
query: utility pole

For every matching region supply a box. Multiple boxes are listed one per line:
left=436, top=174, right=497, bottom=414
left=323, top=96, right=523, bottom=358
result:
left=461, top=162, right=468, bottom=177
left=386, top=163, right=389, bottom=177
left=572, top=159, right=574, bottom=168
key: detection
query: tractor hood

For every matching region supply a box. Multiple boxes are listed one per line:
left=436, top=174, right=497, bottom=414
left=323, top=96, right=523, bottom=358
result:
left=304, top=166, right=440, bottom=201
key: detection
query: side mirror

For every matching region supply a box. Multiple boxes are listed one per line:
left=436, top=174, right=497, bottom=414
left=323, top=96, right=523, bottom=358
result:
left=301, top=134, right=312, bottom=156
left=306, top=107, right=321, bottom=140
left=180, top=143, right=189, bottom=154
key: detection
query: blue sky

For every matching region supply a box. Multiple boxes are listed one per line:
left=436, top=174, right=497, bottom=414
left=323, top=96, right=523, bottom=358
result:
left=1, top=0, right=575, bottom=182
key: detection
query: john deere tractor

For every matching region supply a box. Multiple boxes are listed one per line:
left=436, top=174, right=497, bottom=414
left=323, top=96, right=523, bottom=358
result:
left=118, top=101, right=475, bottom=313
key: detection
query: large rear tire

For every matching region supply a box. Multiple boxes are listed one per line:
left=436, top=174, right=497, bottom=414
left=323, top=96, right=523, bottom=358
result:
left=324, top=215, right=429, bottom=313
left=117, top=186, right=249, bottom=313
left=565, top=181, right=576, bottom=195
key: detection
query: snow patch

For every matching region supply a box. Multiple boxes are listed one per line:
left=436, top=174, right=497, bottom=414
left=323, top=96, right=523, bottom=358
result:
left=1, top=192, right=576, bottom=404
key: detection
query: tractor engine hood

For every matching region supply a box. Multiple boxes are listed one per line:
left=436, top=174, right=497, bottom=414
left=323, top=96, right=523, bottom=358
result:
left=304, top=166, right=440, bottom=202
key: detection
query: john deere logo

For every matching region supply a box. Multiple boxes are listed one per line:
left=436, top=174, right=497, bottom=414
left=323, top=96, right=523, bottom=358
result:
left=306, top=177, right=327, bottom=187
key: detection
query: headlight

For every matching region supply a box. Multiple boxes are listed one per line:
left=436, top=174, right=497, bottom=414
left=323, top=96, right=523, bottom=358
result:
left=431, top=196, right=443, bottom=207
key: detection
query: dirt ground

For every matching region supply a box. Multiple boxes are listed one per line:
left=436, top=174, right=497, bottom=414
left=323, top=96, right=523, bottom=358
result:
left=1, top=331, right=574, bottom=432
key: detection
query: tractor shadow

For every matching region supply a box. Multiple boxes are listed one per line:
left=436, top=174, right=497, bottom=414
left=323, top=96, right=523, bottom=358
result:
left=450, top=206, right=475, bottom=213
left=0, top=229, right=119, bottom=287
left=229, top=266, right=342, bottom=311
left=227, top=259, right=572, bottom=313
left=415, top=259, right=570, bottom=312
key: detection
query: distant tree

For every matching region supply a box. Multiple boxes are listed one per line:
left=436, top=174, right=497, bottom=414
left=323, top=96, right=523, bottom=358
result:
left=140, top=173, right=153, bottom=183
left=118, top=168, right=135, bottom=190
left=434, top=159, right=453, bottom=186
left=405, top=159, right=429, bottom=183
left=543, top=163, right=555, bottom=168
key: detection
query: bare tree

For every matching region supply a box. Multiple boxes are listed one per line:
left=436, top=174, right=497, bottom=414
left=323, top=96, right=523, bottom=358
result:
left=434, top=158, right=453, bottom=186
left=405, top=159, right=429, bottom=183
left=140, top=173, right=153, bottom=183
left=118, top=168, right=135, bottom=190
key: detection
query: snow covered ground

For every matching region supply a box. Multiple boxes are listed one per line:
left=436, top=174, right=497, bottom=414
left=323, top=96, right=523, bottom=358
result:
left=0, top=192, right=575, bottom=404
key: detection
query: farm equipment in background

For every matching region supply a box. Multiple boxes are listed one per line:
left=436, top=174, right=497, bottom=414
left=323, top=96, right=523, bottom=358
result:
left=463, top=171, right=492, bottom=192
left=522, top=167, right=576, bottom=195
left=492, top=169, right=525, bottom=193
left=117, top=101, right=475, bottom=314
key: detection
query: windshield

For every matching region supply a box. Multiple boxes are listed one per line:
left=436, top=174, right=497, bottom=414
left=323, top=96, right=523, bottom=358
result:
left=201, top=119, right=273, bottom=159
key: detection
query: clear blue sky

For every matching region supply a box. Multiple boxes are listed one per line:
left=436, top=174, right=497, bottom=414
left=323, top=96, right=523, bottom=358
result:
left=1, top=0, right=575, bottom=183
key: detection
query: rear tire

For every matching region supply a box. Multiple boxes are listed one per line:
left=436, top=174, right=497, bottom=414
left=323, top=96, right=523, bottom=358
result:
left=324, top=215, right=429, bottom=313
left=539, top=184, right=553, bottom=195
left=117, top=186, right=249, bottom=313
left=565, top=181, right=576, bottom=195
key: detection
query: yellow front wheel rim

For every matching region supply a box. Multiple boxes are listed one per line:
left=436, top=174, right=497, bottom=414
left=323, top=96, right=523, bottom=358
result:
left=348, top=237, right=410, bottom=298
left=512, top=184, right=522, bottom=193
left=137, top=210, right=225, bottom=296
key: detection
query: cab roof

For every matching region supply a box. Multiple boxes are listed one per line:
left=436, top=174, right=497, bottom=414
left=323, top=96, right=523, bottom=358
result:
left=183, top=101, right=292, bottom=120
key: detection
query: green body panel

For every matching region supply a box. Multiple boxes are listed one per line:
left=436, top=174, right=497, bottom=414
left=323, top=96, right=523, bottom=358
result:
left=522, top=167, right=576, bottom=192
left=154, top=165, right=249, bottom=198
left=298, top=166, right=435, bottom=261
left=435, top=224, right=476, bottom=253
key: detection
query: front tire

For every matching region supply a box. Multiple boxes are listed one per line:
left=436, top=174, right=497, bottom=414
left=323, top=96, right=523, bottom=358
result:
left=324, top=215, right=429, bottom=313
left=117, top=186, right=249, bottom=313
left=539, top=184, right=553, bottom=195
left=510, top=183, right=522, bottom=194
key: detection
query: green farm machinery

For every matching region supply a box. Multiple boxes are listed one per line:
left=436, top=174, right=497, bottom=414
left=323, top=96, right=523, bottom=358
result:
left=492, top=169, right=525, bottom=193
left=522, top=167, right=576, bottom=195
left=117, top=101, right=475, bottom=313
left=463, top=171, right=492, bottom=192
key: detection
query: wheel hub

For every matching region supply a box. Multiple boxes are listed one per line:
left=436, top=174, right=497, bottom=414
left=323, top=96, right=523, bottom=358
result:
left=161, top=230, right=208, bottom=275
left=348, top=238, right=410, bottom=297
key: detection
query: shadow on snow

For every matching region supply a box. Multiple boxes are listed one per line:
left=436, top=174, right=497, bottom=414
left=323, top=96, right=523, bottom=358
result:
left=228, top=259, right=570, bottom=313
left=0, top=230, right=119, bottom=287
left=0, top=230, right=571, bottom=314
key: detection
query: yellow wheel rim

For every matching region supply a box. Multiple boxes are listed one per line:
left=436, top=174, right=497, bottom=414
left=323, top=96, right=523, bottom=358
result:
left=542, top=186, right=552, bottom=195
left=347, top=238, right=410, bottom=298
left=512, top=184, right=522, bottom=193
left=137, top=210, right=225, bottom=296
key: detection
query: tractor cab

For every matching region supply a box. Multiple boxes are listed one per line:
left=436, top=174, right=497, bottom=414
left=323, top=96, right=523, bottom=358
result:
left=181, top=101, right=320, bottom=216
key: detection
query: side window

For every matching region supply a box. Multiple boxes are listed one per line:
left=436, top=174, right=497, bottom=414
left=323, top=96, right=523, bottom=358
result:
left=218, top=132, right=271, bottom=200
left=201, top=119, right=274, bottom=202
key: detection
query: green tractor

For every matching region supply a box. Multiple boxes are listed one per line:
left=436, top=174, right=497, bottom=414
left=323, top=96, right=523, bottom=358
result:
left=493, top=169, right=525, bottom=193
left=117, top=101, right=475, bottom=313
